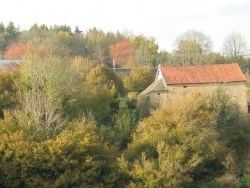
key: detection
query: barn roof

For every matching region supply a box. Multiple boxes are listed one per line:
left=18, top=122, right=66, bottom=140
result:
left=159, top=63, right=246, bottom=85
left=0, top=59, right=22, bottom=71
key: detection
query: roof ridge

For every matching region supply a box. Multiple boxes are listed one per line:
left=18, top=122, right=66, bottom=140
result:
left=159, top=63, right=246, bottom=85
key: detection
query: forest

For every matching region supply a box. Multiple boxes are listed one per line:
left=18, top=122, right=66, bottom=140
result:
left=0, top=22, right=250, bottom=187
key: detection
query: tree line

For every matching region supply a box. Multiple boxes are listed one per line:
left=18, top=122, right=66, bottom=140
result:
left=0, top=22, right=250, bottom=70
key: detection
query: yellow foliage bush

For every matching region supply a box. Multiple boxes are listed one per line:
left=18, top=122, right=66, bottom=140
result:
left=119, top=93, right=232, bottom=187
left=0, top=114, right=118, bottom=187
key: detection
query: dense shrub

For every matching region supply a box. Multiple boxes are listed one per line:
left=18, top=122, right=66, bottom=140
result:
left=118, top=92, right=250, bottom=187
left=0, top=114, right=121, bottom=187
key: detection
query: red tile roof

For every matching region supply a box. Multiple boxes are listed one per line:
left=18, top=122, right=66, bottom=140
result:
left=159, top=63, right=246, bottom=85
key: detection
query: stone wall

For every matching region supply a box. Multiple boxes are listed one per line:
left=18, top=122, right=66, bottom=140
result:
left=148, top=81, right=248, bottom=113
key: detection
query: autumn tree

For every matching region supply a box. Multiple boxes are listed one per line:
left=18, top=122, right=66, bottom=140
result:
left=63, top=64, right=118, bottom=122
left=85, top=64, right=124, bottom=96
left=109, top=40, right=135, bottom=67
left=3, top=42, right=45, bottom=59
left=118, top=94, right=223, bottom=187
left=222, top=32, right=249, bottom=62
left=68, top=56, right=95, bottom=80
left=123, top=67, right=154, bottom=93
left=19, top=24, right=127, bottom=63
left=0, top=114, right=122, bottom=187
left=118, top=92, right=249, bottom=187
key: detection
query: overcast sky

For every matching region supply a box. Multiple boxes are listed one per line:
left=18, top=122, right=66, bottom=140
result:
left=1, top=0, right=250, bottom=52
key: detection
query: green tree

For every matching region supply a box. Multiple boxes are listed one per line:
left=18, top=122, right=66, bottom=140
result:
left=123, top=67, right=154, bottom=93
left=173, top=40, right=203, bottom=65
left=85, top=64, right=124, bottom=96
left=131, top=35, right=159, bottom=66
left=50, top=24, right=72, bottom=34
left=158, top=50, right=173, bottom=66
left=173, top=30, right=213, bottom=65
left=174, top=29, right=213, bottom=54
left=205, top=52, right=230, bottom=65
left=0, top=70, right=19, bottom=118
left=70, top=31, right=88, bottom=57
left=0, top=22, right=20, bottom=53
left=5, top=21, right=19, bottom=41
left=18, top=54, right=75, bottom=140
left=85, top=28, right=112, bottom=64
left=100, top=98, right=138, bottom=150
left=83, top=85, right=114, bottom=124
left=0, top=22, right=7, bottom=53
left=20, top=24, right=51, bottom=46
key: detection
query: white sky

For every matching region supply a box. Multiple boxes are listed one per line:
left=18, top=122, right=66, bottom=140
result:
left=1, top=0, right=250, bottom=52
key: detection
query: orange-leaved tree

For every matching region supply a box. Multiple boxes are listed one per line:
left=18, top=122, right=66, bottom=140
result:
left=3, top=42, right=45, bottom=59
left=109, top=40, right=136, bottom=67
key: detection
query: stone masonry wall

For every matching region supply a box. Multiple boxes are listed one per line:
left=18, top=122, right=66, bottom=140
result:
left=148, top=82, right=248, bottom=113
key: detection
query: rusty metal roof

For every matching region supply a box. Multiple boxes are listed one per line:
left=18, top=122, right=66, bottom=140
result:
left=159, top=63, right=246, bottom=85
left=0, top=59, right=22, bottom=71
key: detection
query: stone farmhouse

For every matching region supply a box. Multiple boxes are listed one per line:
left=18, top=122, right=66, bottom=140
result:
left=139, top=63, right=248, bottom=112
